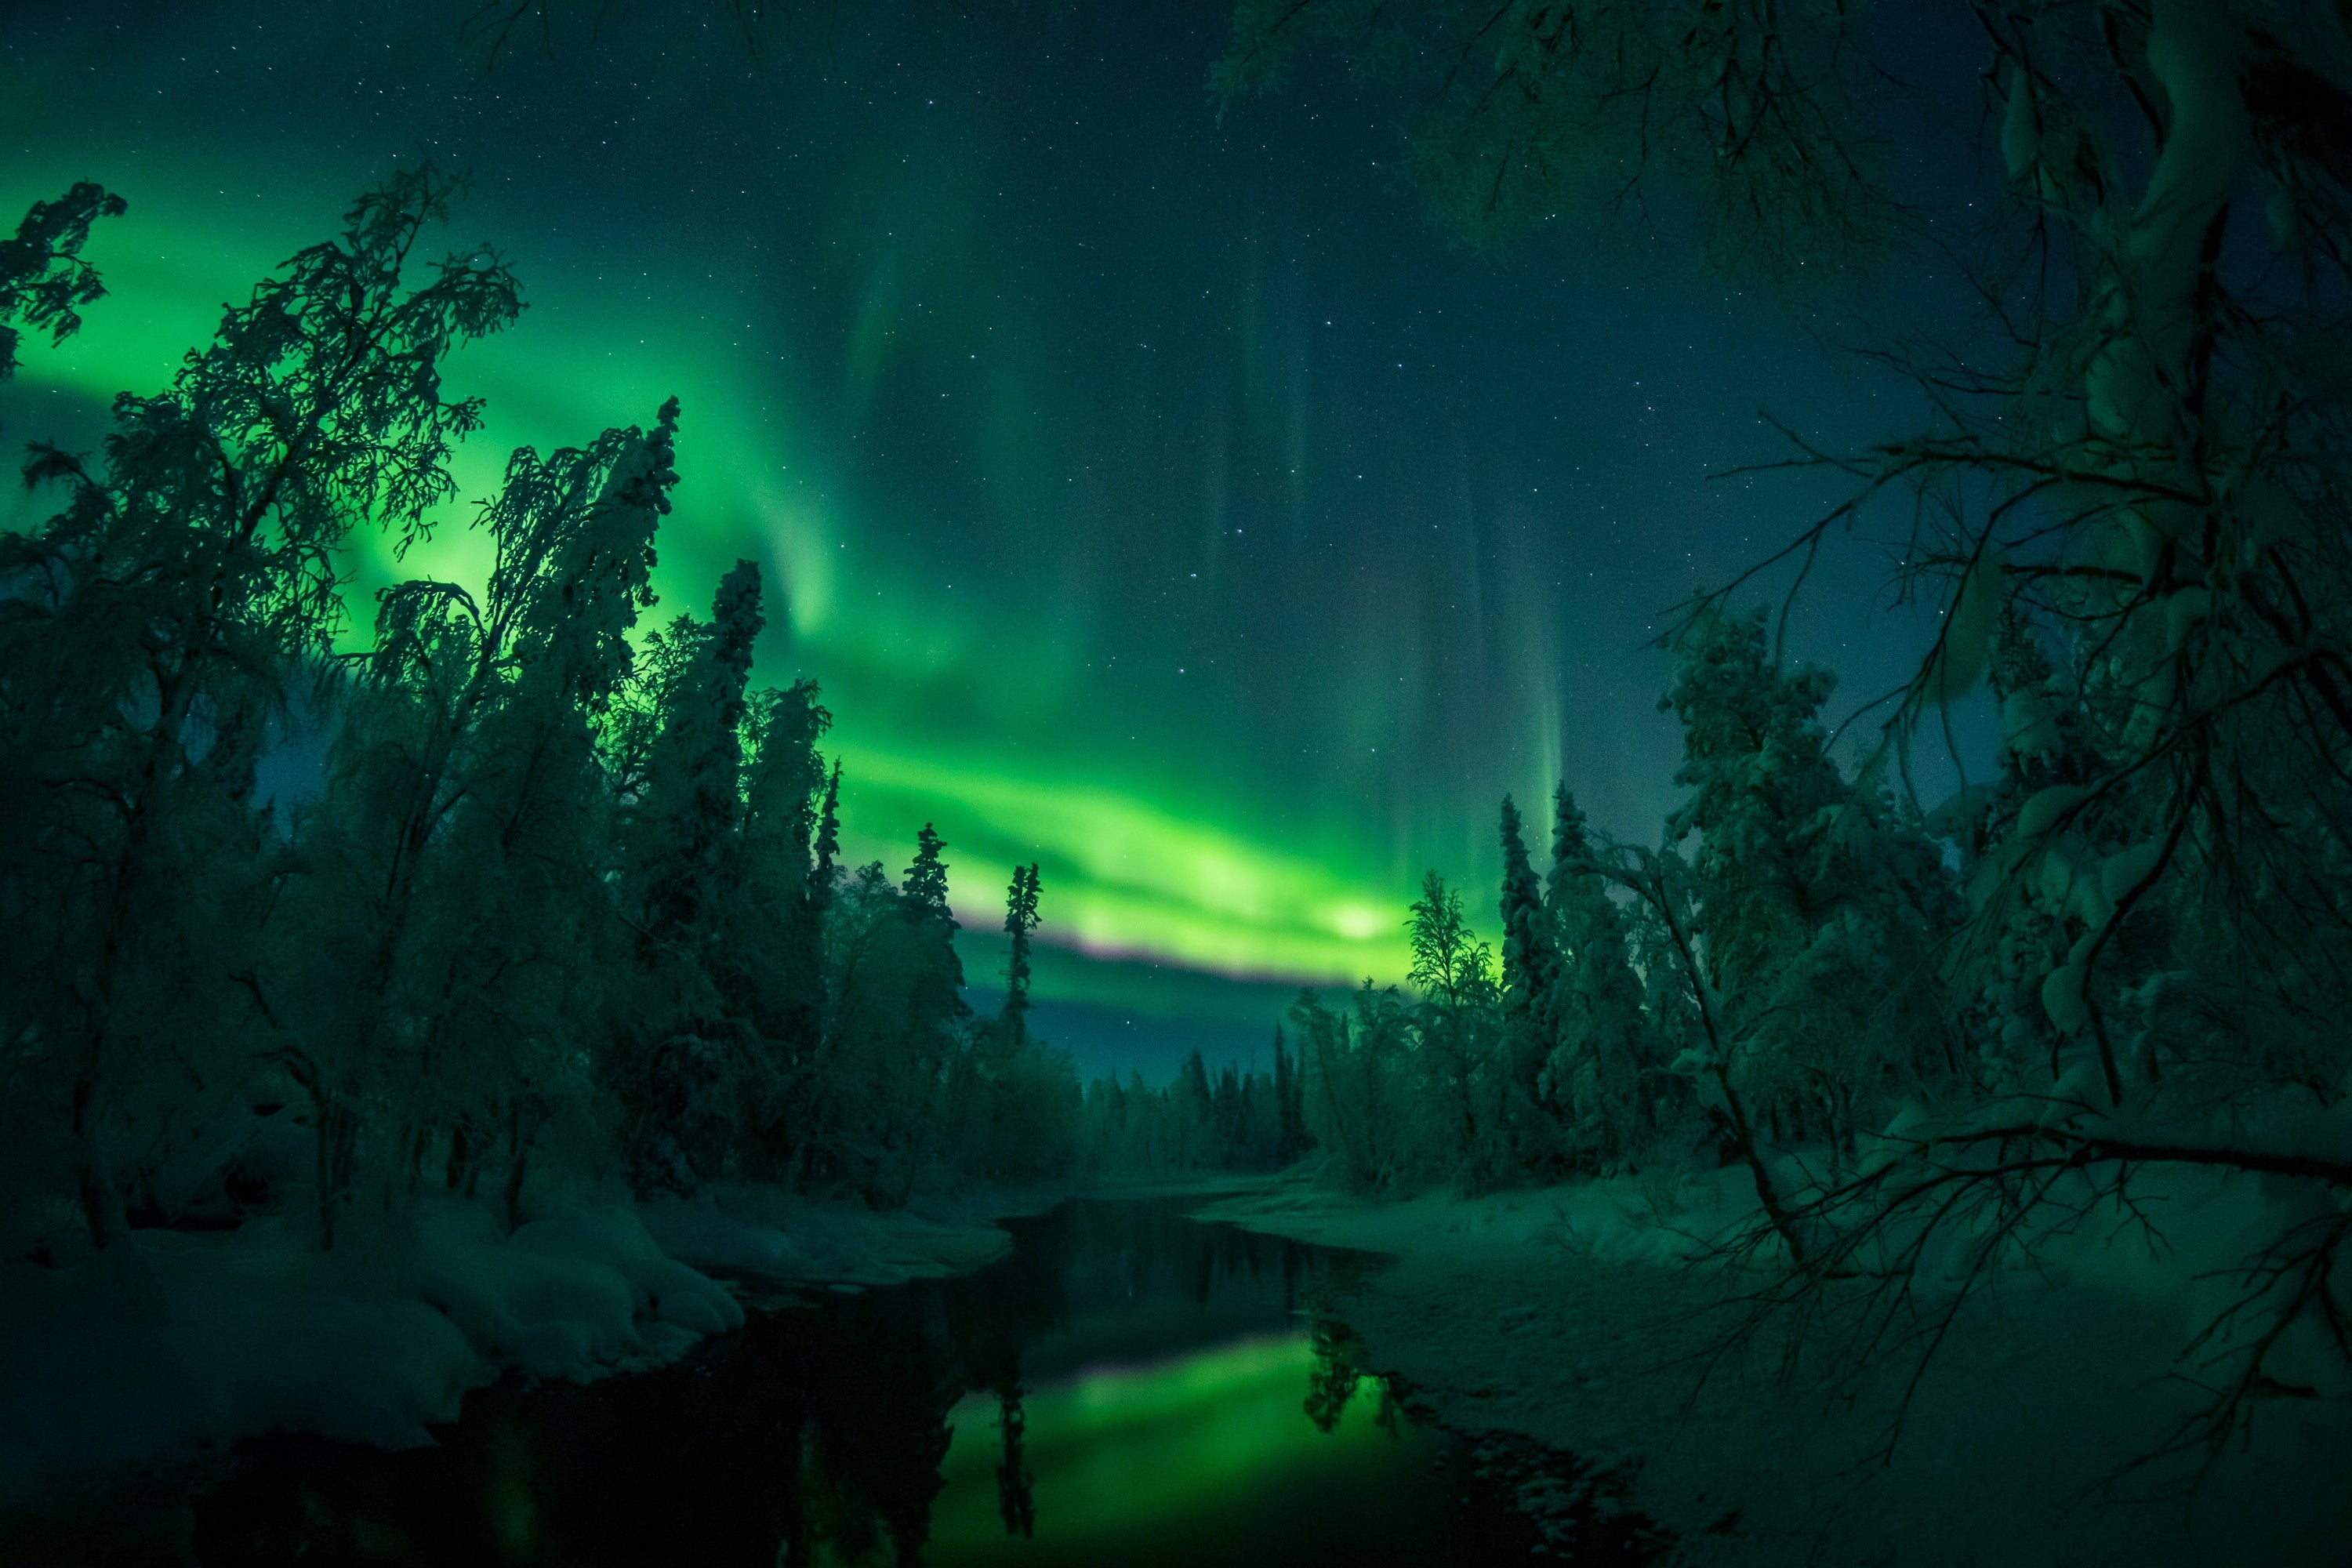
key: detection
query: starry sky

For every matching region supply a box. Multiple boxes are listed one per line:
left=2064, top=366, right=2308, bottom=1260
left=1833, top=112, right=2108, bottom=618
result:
left=0, top=0, right=1980, bottom=1077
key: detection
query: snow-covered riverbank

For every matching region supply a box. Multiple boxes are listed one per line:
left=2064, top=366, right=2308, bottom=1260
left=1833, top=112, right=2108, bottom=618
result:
left=0, top=1168, right=1289, bottom=1526
left=0, top=1184, right=1022, bottom=1512
left=1200, top=1171, right=2349, bottom=1568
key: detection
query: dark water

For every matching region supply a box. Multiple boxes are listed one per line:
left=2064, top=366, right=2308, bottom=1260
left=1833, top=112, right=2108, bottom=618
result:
left=174, top=1198, right=1640, bottom=1566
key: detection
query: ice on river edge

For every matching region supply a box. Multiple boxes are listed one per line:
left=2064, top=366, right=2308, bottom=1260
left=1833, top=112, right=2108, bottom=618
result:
left=0, top=1185, right=1013, bottom=1507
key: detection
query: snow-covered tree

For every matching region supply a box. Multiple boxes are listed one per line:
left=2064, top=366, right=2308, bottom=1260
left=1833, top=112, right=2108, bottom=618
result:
left=1406, top=871, right=1512, bottom=1184
left=0, top=181, right=124, bottom=386
left=997, top=862, right=1041, bottom=1047
left=1494, top=797, right=1568, bottom=1167
left=728, top=677, right=835, bottom=1171
left=1272, top=1022, right=1309, bottom=1163
left=948, top=862, right=1079, bottom=1181
left=608, top=561, right=771, bottom=1191
left=287, top=398, right=673, bottom=1234
left=806, top=827, right=975, bottom=1200
left=631, top=559, right=764, bottom=941
left=1496, top=796, right=1560, bottom=1033
left=1292, top=982, right=1419, bottom=1191
left=0, top=167, right=520, bottom=1250
left=1541, top=786, right=1665, bottom=1169
left=1662, top=605, right=1958, bottom=1159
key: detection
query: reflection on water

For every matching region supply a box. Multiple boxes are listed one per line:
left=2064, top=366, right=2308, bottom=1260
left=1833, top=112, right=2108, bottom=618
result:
left=187, top=1198, right=1572, bottom=1566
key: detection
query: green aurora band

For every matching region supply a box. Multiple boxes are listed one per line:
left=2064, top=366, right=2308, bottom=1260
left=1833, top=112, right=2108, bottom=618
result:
left=3, top=0, right=1909, bottom=1057
left=0, top=165, right=1425, bottom=1000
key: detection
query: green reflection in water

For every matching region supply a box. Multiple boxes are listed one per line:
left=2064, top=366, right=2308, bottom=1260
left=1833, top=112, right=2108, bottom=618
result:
left=929, top=1331, right=1423, bottom=1562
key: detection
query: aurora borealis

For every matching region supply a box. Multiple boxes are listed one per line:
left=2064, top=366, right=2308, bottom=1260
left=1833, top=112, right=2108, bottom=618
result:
left=0, top=0, right=1940, bottom=1074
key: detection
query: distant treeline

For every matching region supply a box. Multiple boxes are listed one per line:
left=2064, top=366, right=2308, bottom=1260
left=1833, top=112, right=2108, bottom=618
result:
left=1075, top=1040, right=1308, bottom=1175
left=1275, top=603, right=1959, bottom=1193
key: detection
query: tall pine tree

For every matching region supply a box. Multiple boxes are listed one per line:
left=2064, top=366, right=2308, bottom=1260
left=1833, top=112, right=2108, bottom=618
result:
left=997, top=862, right=1041, bottom=1048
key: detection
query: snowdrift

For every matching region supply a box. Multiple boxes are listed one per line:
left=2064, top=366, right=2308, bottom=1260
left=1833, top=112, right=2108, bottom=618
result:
left=0, top=1187, right=1010, bottom=1507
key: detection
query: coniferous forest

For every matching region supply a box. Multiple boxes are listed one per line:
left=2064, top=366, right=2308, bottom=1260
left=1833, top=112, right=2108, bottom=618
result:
left=5, top=2, right=2352, bottom=1564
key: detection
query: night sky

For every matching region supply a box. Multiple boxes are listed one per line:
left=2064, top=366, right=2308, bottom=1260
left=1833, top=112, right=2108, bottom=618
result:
left=0, top=0, right=1974, bottom=1077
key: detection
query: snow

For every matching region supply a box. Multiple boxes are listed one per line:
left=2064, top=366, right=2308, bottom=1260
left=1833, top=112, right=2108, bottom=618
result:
left=2014, top=783, right=2088, bottom=841
left=639, top=1181, right=1018, bottom=1288
left=0, top=1185, right=1011, bottom=1508
left=1200, top=1167, right=2352, bottom=1567
left=1932, top=547, right=2002, bottom=704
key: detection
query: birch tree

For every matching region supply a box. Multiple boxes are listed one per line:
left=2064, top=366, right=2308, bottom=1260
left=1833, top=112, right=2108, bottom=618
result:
left=0, top=167, right=519, bottom=1248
